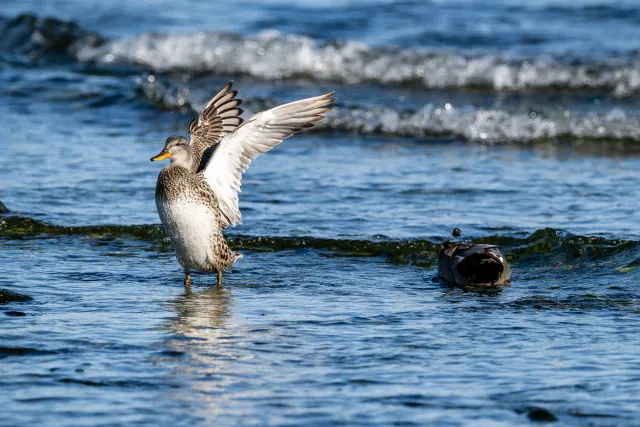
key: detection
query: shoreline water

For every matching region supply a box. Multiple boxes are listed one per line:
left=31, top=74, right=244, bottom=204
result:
left=2, top=3, right=640, bottom=425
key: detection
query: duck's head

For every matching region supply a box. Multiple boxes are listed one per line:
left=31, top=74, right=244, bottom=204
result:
left=151, top=136, right=192, bottom=167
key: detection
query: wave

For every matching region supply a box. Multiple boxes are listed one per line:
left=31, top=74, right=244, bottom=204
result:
left=138, top=77, right=640, bottom=144
left=4, top=14, right=640, bottom=96
left=0, top=14, right=102, bottom=57
left=78, top=32, right=640, bottom=97
left=1, top=215, right=637, bottom=268
left=334, top=104, right=640, bottom=144
left=322, top=104, right=640, bottom=144
left=0, top=215, right=167, bottom=241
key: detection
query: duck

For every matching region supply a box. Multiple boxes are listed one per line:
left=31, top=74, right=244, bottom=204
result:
left=150, top=82, right=335, bottom=288
left=438, top=241, right=511, bottom=286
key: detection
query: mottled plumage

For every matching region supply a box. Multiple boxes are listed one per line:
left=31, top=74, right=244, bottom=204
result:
left=155, top=164, right=238, bottom=274
left=188, top=82, right=244, bottom=172
left=151, top=82, right=335, bottom=287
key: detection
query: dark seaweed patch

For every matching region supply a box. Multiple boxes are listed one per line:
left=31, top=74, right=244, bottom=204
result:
left=0, top=347, right=56, bottom=358
left=1, top=216, right=638, bottom=272
left=0, top=288, right=32, bottom=303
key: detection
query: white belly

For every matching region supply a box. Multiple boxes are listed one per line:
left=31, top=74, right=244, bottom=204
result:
left=156, top=197, right=219, bottom=272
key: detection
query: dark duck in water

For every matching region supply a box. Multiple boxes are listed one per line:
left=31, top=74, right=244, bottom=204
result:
left=438, top=241, right=511, bottom=286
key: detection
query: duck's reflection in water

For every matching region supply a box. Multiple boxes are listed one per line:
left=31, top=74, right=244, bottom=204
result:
left=170, top=286, right=231, bottom=333
left=164, top=285, right=241, bottom=419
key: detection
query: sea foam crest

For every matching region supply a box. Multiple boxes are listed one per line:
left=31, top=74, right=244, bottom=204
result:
left=79, top=30, right=640, bottom=96
left=325, top=105, right=640, bottom=143
left=138, top=77, right=640, bottom=144
left=3, top=14, right=640, bottom=96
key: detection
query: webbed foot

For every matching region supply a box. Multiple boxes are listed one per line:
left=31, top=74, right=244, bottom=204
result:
left=184, top=270, right=191, bottom=292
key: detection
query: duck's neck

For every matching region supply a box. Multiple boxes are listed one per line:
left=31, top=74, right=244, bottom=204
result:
left=169, top=147, right=193, bottom=170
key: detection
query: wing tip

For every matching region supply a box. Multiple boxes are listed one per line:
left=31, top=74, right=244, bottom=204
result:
left=204, top=81, right=238, bottom=110
left=317, top=93, right=336, bottom=108
left=316, top=92, right=336, bottom=102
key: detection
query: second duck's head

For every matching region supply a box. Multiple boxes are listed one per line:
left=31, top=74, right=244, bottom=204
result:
left=150, top=136, right=192, bottom=166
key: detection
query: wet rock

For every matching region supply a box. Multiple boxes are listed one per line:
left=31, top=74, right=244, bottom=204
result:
left=0, top=289, right=32, bottom=304
left=527, top=407, right=558, bottom=422
left=0, top=200, right=8, bottom=213
left=452, top=227, right=461, bottom=237
left=438, top=241, right=511, bottom=286
left=5, top=311, right=26, bottom=317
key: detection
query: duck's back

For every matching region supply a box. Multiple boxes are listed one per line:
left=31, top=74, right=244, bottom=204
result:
left=155, top=164, right=234, bottom=272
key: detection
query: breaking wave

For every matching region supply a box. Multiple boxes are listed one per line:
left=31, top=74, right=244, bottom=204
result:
left=0, top=14, right=102, bottom=57
left=327, top=104, right=640, bottom=143
left=1, top=215, right=637, bottom=268
left=138, top=77, right=640, bottom=144
left=4, top=13, right=640, bottom=97
left=77, top=32, right=640, bottom=96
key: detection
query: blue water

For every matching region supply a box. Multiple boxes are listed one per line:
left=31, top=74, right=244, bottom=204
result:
left=1, top=1, right=639, bottom=425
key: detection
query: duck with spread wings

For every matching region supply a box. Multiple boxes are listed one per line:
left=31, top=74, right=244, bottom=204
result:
left=151, top=82, right=335, bottom=288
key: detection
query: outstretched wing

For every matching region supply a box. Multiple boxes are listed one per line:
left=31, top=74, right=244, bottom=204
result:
left=189, top=82, right=244, bottom=172
left=200, top=92, right=335, bottom=228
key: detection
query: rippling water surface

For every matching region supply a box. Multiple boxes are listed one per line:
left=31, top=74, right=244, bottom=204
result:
left=1, top=1, right=639, bottom=425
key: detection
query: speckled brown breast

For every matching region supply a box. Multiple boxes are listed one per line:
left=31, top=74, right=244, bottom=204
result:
left=155, top=164, right=239, bottom=272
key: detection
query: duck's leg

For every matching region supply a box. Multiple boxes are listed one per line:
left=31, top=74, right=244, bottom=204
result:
left=184, top=269, right=191, bottom=292
left=217, top=270, right=223, bottom=288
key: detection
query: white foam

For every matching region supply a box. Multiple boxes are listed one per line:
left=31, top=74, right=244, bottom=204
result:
left=327, top=104, right=640, bottom=143
left=321, top=104, right=561, bottom=143
left=137, top=78, right=640, bottom=144
left=78, top=30, right=640, bottom=96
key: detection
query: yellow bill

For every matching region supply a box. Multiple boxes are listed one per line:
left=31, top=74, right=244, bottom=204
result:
left=150, top=151, right=171, bottom=161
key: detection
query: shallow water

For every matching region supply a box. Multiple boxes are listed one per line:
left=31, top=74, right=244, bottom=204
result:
left=1, top=1, right=640, bottom=426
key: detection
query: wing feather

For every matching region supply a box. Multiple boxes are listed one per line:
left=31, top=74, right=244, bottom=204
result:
left=189, top=82, right=244, bottom=172
left=200, top=92, right=335, bottom=228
